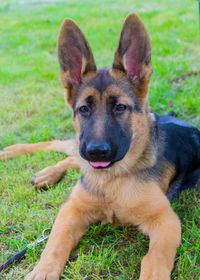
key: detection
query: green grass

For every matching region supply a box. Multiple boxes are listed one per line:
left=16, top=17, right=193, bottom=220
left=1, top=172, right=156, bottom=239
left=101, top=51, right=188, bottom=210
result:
left=0, top=0, right=200, bottom=279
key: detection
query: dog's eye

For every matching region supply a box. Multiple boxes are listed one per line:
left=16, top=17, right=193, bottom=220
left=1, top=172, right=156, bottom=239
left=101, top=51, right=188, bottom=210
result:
left=114, top=104, right=127, bottom=113
left=79, top=105, right=89, bottom=115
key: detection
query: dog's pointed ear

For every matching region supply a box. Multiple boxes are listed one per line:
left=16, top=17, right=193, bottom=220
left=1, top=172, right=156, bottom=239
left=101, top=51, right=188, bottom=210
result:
left=112, top=13, right=152, bottom=99
left=58, top=18, right=96, bottom=107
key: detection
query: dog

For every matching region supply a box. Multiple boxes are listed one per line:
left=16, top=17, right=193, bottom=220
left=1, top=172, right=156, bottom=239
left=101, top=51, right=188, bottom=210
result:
left=1, top=13, right=200, bottom=280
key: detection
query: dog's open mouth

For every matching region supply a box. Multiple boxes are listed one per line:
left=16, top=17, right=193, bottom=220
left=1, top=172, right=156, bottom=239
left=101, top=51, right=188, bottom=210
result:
left=89, top=161, right=112, bottom=168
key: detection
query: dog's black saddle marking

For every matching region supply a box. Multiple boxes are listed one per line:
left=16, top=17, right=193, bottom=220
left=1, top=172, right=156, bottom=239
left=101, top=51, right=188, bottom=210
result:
left=155, top=113, right=200, bottom=200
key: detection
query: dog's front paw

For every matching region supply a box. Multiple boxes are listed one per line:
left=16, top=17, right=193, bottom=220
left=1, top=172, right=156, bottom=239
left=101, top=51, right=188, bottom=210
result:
left=0, top=149, right=10, bottom=160
left=139, top=252, right=171, bottom=280
left=25, top=265, right=60, bottom=280
left=0, top=145, right=20, bottom=159
left=31, top=166, right=65, bottom=190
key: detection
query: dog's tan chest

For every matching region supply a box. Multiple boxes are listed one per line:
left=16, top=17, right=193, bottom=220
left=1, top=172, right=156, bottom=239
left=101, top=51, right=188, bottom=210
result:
left=74, top=173, right=170, bottom=228
left=100, top=176, right=170, bottom=226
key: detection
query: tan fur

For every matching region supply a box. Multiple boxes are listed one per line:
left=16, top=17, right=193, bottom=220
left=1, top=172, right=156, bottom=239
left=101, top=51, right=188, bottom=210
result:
left=31, top=157, right=80, bottom=190
left=24, top=173, right=181, bottom=280
left=0, top=140, right=78, bottom=188
left=0, top=141, right=53, bottom=159
left=0, top=13, right=182, bottom=280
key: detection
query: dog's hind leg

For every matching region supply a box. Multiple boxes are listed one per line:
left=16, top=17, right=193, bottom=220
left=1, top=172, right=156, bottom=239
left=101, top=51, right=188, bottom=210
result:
left=0, top=139, right=79, bottom=189
left=31, top=156, right=80, bottom=190
left=0, top=139, right=76, bottom=159
left=44, top=139, right=76, bottom=155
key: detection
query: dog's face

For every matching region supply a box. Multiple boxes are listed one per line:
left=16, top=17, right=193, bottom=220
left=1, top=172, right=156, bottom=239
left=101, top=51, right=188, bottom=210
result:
left=74, top=70, right=137, bottom=168
left=57, top=13, right=152, bottom=168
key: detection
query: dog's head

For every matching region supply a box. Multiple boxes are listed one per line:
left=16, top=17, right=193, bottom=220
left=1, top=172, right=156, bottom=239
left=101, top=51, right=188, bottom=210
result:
left=58, top=13, right=152, bottom=169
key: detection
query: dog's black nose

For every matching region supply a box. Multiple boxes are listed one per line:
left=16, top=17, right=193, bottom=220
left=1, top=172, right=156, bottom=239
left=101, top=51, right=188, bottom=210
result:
left=86, top=142, right=111, bottom=160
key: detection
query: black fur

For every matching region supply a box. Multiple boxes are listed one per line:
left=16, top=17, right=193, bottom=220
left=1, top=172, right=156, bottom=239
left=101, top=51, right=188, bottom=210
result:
left=74, top=69, right=141, bottom=113
left=78, top=107, right=132, bottom=164
left=155, top=113, right=200, bottom=200
left=87, top=69, right=116, bottom=93
left=135, top=113, right=200, bottom=201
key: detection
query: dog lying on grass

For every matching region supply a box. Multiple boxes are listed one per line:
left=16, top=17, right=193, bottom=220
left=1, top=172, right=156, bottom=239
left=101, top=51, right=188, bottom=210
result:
left=1, top=13, right=200, bottom=280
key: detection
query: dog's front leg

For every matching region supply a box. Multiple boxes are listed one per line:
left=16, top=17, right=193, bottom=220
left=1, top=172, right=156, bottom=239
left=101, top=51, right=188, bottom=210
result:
left=139, top=203, right=181, bottom=280
left=25, top=183, right=100, bottom=280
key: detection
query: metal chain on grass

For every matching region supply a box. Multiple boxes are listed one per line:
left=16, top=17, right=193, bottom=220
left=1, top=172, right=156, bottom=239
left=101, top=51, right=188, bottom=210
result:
left=0, top=228, right=51, bottom=273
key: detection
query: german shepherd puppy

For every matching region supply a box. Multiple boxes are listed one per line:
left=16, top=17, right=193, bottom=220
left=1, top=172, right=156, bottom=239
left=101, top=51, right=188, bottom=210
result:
left=1, top=13, right=200, bottom=280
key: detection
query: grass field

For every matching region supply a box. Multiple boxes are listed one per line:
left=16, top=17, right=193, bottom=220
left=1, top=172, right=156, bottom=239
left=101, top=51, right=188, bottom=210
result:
left=0, top=0, right=200, bottom=279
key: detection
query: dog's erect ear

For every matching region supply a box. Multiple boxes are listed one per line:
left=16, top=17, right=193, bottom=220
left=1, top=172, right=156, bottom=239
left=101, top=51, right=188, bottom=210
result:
left=58, top=18, right=96, bottom=106
left=112, top=13, right=152, bottom=99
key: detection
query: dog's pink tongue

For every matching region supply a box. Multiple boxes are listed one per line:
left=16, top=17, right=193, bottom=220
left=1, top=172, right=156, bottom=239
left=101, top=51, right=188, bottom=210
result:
left=90, top=161, right=111, bottom=168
